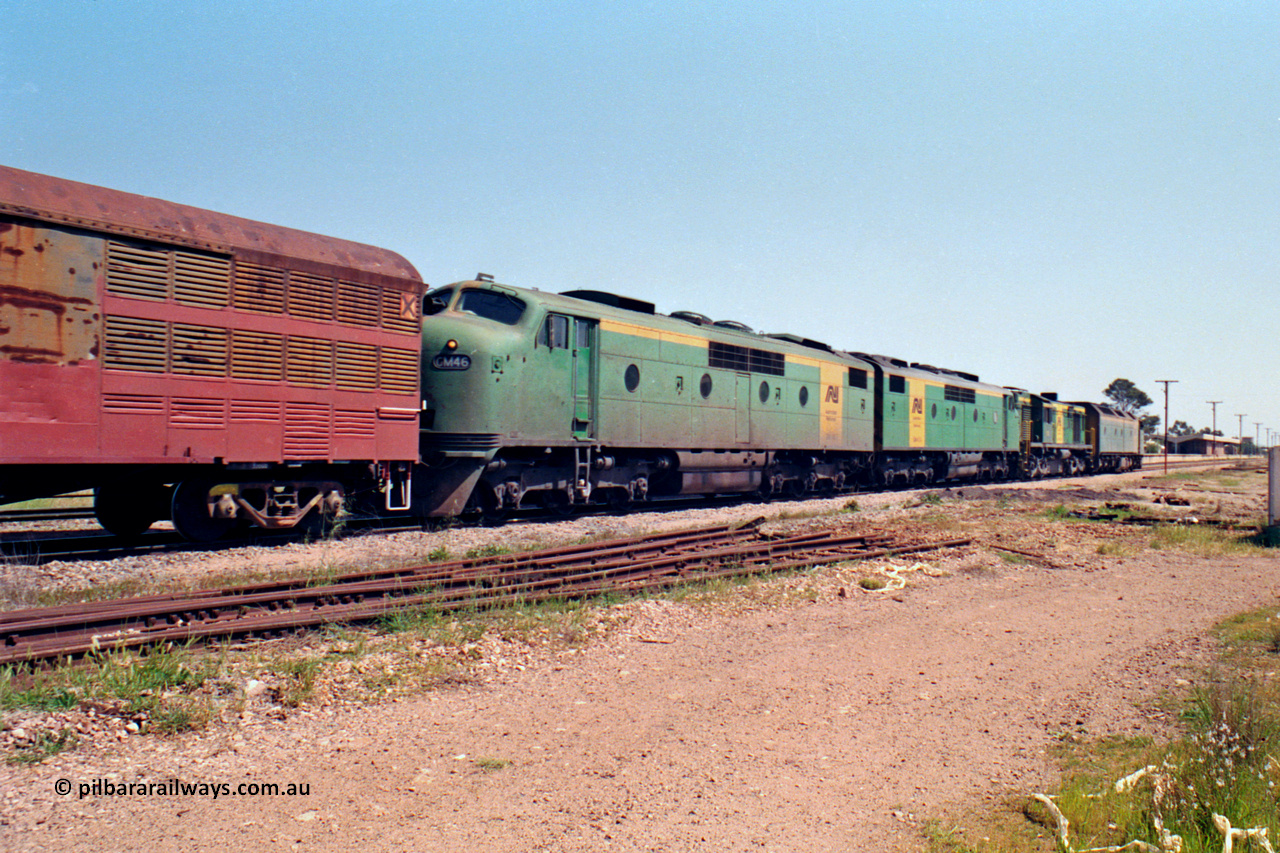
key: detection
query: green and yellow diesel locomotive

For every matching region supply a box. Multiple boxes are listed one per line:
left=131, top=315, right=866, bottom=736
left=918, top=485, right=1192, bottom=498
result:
left=415, top=277, right=1141, bottom=519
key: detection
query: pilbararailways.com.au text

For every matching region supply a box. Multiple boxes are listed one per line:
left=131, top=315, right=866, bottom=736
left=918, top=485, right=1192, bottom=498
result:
left=57, top=778, right=311, bottom=799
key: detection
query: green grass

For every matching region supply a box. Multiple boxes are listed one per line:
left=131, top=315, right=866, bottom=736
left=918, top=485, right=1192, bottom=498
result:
left=1148, top=524, right=1267, bottom=557
left=7, top=728, right=78, bottom=765
left=928, top=600, right=1280, bottom=853
left=1095, top=540, right=1139, bottom=558
left=1, top=643, right=220, bottom=739
left=464, top=544, right=511, bottom=559
left=1039, top=504, right=1076, bottom=521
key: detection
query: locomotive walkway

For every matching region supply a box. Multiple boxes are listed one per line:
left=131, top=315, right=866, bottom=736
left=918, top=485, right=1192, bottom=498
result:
left=0, top=520, right=970, bottom=665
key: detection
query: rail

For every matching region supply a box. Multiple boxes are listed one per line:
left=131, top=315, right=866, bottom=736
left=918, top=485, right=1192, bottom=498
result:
left=0, top=520, right=972, bottom=665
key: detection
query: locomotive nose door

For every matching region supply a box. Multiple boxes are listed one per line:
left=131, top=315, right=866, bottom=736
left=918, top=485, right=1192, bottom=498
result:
left=571, top=318, right=595, bottom=438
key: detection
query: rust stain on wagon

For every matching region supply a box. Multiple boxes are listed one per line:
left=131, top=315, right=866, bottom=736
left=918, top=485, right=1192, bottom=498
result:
left=0, top=219, right=100, bottom=364
left=0, top=164, right=423, bottom=284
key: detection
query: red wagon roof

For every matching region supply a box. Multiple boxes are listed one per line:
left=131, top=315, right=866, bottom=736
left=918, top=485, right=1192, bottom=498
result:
left=0, top=164, right=422, bottom=282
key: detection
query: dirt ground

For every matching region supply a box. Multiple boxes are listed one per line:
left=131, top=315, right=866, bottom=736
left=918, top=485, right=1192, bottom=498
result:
left=3, top=465, right=1279, bottom=852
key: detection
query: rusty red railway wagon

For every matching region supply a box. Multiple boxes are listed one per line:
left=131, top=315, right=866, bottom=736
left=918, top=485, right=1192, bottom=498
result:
left=0, top=165, right=424, bottom=539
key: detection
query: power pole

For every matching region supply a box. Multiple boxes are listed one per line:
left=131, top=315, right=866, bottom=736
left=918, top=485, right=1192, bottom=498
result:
left=1257, top=423, right=1264, bottom=457
left=1156, top=380, right=1177, bottom=473
left=1207, top=400, right=1222, bottom=455
left=1237, top=414, right=1247, bottom=456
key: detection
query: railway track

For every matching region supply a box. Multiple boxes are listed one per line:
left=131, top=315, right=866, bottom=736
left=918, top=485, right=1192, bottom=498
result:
left=0, top=520, right=971, bottom=665
left=0, top=456, right=1253, bottom=564
left=0, top=506, right=94, bottom=524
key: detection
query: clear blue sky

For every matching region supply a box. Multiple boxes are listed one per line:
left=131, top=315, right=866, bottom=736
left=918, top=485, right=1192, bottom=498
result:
left=3, top=1, right=1277, bottom=439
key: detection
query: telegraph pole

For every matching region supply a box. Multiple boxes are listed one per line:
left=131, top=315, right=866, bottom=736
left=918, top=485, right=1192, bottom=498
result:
left=1156, top=380, right=1177, bottom=473
left=1256, top=423, right=1263, bottom=456
left=1207, top=400, right=1222, bottom=455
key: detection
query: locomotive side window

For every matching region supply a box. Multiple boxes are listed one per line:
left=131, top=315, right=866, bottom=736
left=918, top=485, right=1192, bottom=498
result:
left=799, top=386, right=809, bottom=407
left=457, top=289, right=526, bottom=325
left=888, top=375, right=905, bottom=394
left=848, top=368, right=868, bottom=389
left=537, top=314, right=570, bottom=348
left=700, top=373, right=713, bottom=399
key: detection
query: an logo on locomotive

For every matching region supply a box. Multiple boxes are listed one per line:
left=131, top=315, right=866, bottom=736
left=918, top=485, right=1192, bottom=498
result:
left=431, top=354, right=472, bottom=371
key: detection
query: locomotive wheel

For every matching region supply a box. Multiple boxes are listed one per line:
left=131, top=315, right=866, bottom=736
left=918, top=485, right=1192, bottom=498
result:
left=541, top=490, right=576, bottom=518
left=171, top=480, right=237, bottom=542
left=604, top=488, right=631, bottom=514
left=94, top=482, right=165, bottom=539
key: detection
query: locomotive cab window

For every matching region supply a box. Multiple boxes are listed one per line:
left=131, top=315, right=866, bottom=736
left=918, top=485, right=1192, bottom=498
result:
left=888, top=375, right=905, bottom=394
left=457, top=288, right=526, bottom=325
left=422, top=287, right=455, bottom=316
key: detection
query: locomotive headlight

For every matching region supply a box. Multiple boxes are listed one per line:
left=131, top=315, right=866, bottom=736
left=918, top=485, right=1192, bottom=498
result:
left=445, top=339, right=458, bottom=351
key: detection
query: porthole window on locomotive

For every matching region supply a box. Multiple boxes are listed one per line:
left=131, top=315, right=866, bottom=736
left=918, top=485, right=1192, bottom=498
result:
left=759, top=381, right=770, bottom=403
left=931, top=403, right=937, bottom=419
left=700, top=373, right=713, bottom=398
left=973, top=409, right=978, bottom=422
left=624, top=364, right=640, bottom=392
left=799, top=386, right=809, bottom=407
left=950, top=406, right=957, bottom=420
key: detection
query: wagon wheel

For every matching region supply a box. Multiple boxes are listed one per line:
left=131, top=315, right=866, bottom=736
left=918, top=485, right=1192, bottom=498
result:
left=171, top=480, right=237, bottom=542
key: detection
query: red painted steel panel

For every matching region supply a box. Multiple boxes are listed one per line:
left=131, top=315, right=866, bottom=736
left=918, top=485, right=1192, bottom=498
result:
left=1, top=166, right=425, bottom=481
left=0, top=362, right=101, bottom=462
